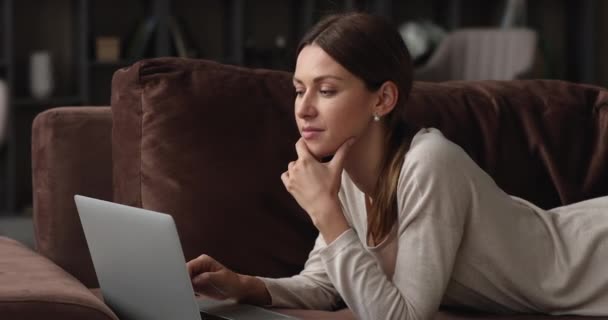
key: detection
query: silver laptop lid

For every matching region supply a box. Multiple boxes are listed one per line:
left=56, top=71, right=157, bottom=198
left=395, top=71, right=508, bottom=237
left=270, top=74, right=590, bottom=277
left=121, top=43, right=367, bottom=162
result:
left=75, top=195, right=201, bottom=320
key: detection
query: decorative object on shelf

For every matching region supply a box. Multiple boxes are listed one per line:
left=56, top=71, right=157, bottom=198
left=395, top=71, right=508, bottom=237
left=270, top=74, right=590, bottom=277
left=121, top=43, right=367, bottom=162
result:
left=0, top=79, right=7, bottom=146
left=96, top=36, right=121, bottom=62
left=29, top=51, right=54, bottom=100
left=398, top=20, right=446, bottom=66
left=414, top=28, right=538, bottom=81
left=501, top=0, right=528, bottom=27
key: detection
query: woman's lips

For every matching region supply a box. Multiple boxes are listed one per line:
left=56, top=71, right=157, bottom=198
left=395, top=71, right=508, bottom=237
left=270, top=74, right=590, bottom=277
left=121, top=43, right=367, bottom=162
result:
left=302, top=128, right=323, bottom=139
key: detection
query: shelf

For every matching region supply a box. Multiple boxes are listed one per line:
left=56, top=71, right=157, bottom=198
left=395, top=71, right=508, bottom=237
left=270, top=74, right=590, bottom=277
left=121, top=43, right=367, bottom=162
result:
left=13, top=96, right=83, bottom=107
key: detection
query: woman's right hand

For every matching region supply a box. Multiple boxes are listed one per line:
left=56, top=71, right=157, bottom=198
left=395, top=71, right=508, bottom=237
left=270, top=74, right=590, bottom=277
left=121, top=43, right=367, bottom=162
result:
left=187, top=254, right=243, bottom=300
left=186, top=254, right=271, bottom=305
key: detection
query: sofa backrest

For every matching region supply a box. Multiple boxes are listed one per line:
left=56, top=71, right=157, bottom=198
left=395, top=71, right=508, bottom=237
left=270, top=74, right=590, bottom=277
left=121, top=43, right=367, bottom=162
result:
left=111, top=57, right=608, bottom=277
left=405, top=80, right=608, bottom=208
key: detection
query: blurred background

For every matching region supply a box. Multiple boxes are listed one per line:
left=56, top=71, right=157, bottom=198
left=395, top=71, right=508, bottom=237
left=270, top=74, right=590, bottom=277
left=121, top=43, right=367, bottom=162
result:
left=0, top=0, right=606, bottom=235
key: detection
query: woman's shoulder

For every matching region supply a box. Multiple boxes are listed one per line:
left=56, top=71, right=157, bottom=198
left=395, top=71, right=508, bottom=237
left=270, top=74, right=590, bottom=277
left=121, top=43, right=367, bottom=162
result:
left=399, top=128, right=475, bottom=192
left=396, top=128, right=476, bottom=223
left=407, top=128, right=468, bottom=163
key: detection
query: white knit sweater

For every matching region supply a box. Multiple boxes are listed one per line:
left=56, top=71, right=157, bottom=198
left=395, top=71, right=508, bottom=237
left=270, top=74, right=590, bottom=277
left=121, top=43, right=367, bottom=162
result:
left=259, top=128, right=608, bottom=319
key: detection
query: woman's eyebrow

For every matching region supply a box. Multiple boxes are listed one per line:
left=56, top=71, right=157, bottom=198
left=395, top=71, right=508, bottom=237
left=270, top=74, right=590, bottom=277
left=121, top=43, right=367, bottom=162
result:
left=293, top=75, right=345, bottom=84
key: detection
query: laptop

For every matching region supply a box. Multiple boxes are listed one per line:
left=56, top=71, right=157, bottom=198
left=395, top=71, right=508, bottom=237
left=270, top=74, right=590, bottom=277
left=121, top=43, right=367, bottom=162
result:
left=74, top=195, right=297, bottom=320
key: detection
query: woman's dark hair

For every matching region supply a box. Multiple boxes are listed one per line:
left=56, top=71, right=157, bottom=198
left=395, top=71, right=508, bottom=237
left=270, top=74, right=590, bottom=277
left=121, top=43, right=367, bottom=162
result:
left=297, top=12, right=415, bottom=244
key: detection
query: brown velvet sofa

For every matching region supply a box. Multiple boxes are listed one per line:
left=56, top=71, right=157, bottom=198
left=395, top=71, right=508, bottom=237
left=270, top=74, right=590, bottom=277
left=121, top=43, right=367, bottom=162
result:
left=1, top=57, right=607, bottom=320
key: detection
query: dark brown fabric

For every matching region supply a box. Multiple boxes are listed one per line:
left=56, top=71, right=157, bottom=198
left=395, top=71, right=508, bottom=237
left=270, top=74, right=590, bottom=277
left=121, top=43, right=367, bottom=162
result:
left=32, top=107, right=113, bottom=287
left=404, top=80, right=608, bottom=209
left=111, top=58, right=317, bottom=277
left=0, top=236, right=118, bottom=320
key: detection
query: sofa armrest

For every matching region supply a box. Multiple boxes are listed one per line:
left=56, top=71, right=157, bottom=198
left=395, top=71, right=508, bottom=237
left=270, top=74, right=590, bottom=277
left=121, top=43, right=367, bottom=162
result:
left=0, top=236, right=118, bottom=320
left=32, top=106, right=113, bottom=288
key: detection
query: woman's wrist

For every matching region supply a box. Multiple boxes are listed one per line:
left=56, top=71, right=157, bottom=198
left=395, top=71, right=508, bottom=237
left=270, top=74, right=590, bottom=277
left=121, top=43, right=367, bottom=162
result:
left=312, top=200, right=350, bottom=244
left=236, top=274, right=271, bottom=306
left=308, top=196, right=341, bottom=224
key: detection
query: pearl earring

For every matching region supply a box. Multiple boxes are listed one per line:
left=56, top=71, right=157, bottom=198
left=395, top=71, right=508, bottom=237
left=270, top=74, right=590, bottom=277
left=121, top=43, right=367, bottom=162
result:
left=373, top=114, right=381, bottom=121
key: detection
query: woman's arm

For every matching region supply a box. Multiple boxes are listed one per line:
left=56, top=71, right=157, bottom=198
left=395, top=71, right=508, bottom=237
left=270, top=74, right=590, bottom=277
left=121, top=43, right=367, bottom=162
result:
left=257, top=138, right=355, bottom=310
left=256, top=233, right=343, bottom=310
left=187, top=239, right=340, bottom=309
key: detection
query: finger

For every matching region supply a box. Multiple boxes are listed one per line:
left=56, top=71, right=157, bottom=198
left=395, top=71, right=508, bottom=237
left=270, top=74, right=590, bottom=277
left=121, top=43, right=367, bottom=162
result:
left=295, top=139, right=313, bottom=160
left=288, top=161, right=296, bottom=171
left=281, top=171, right=290, bottom=189
left=187, top=254, right=221, bottom=278
left=186, top=257, right=201, bottom=277
left=330, top=138, right=355, bottom=171
left=192, top=272, right=229, bottom=300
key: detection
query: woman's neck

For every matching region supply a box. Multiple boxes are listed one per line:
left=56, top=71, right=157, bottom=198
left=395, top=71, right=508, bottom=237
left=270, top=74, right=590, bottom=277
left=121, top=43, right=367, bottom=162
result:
left=343, top=122, right=386, bottom=197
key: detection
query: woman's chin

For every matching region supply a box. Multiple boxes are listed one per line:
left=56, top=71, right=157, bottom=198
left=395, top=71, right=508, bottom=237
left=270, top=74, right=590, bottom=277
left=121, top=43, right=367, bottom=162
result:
left=304, top=142, right=335, bottom=161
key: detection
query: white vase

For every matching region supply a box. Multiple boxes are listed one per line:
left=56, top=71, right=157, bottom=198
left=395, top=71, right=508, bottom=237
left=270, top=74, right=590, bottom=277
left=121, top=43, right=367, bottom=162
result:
left=29, top=51, right=54, bottom=100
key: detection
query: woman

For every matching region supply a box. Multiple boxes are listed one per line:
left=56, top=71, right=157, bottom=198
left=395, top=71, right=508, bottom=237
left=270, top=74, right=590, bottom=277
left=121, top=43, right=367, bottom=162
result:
left=187, top=12, right=608, bottom=319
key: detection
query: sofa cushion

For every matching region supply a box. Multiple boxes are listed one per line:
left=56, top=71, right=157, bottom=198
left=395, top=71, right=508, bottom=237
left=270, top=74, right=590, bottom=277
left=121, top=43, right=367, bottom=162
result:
left=0, top=236, right=117, bottom=320
left=111, top=58, right=317, bottom=277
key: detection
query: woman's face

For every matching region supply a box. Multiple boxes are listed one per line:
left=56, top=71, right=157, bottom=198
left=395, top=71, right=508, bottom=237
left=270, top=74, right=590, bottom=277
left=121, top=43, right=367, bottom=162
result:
left=293, top=44, right=378, bottom=159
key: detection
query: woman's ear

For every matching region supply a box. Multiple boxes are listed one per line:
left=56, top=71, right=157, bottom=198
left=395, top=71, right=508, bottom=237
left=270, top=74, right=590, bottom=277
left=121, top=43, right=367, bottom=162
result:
left=374, top=81, right=399, bottom=117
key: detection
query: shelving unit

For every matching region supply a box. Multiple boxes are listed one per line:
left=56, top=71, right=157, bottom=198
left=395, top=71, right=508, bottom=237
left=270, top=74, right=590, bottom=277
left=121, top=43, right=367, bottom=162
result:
left=0, top=0, right=14, bottom=214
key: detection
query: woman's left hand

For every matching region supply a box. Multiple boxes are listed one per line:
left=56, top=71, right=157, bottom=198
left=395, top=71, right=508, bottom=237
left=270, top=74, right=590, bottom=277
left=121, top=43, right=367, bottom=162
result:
left=281, top=138, right=354, bottom=231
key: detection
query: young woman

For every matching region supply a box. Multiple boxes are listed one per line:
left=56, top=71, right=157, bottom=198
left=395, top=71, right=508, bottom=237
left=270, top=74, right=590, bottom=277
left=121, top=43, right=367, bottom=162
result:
left=187, top=12, right=608, bottom=319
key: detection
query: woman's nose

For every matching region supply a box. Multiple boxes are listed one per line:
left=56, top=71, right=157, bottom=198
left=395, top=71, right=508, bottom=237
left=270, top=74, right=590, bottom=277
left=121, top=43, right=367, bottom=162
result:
left=296, top=94, right=317, bottom=119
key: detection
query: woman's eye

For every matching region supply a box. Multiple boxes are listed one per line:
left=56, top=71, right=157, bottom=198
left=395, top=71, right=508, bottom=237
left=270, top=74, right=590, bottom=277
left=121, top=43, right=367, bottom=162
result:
left=319, top=90, right=336, bottom=96
left=295, top=89, right=304, bottom=96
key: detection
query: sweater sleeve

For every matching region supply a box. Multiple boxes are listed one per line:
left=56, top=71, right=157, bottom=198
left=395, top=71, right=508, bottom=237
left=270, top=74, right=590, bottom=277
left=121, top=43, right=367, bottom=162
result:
left=257, top=233, right=343, bottom=310
left=318, top=133, right=473, bottom=319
